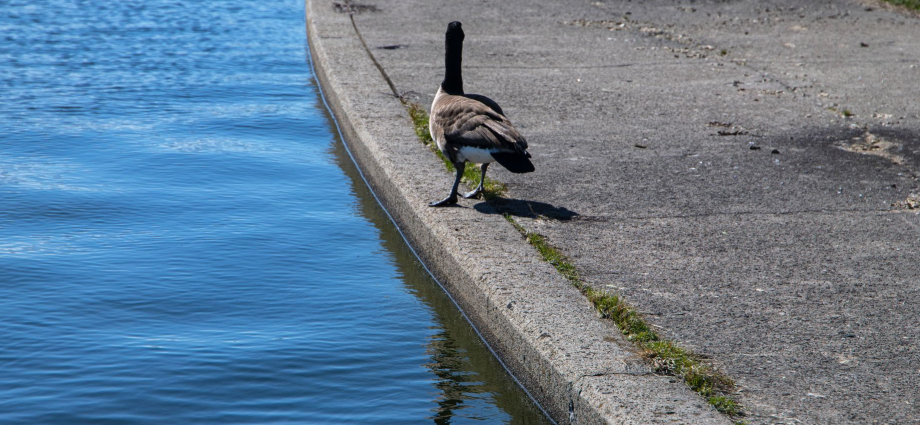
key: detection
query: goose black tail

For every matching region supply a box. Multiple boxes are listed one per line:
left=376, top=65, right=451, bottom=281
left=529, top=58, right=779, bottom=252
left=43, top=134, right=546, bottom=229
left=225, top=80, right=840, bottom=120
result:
left=492, top=152, right=535, bottom=173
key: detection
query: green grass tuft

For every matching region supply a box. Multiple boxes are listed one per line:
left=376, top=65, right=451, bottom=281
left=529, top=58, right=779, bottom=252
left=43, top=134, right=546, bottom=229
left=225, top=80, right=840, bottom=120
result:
left=407, top=102, right=434, bottom=144
left=406, top=103, right=507, bottom=199
left=587, top=289, right=658, bottom=343
left=826, top=106, right=855, bottom=118
left=709, top=396, right=743, bottom=416
left=882, top=0, right=920, bottom=10
left=526, top=232, right=580, bottom=282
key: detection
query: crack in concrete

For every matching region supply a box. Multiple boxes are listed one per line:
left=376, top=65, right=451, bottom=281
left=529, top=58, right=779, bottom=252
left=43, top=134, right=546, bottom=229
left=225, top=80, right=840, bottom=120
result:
left=342, top=3, right=400, bottom=98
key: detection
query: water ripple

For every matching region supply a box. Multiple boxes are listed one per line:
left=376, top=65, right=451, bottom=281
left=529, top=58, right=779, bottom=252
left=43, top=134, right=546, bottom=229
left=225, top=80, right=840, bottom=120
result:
left=0, top=0, right=549, bottom=424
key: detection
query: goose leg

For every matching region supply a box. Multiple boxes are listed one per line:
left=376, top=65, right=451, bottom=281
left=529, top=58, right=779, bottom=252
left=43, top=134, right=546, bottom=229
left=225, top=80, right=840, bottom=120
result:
left=463, top=163, right=488, bottom=199
left=429, top=162, right=465, bottom=207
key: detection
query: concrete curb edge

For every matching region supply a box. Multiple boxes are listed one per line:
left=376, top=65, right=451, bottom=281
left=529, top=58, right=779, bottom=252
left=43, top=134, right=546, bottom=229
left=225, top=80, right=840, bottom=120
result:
left=304, top=1, right=732, bottom=423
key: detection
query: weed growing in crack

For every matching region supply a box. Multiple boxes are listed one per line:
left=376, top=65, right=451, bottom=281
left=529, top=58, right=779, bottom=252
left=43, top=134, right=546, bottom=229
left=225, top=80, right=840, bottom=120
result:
left=709, top=396, right=743, bottom=417
left=827, top=106, right=855, bottom=118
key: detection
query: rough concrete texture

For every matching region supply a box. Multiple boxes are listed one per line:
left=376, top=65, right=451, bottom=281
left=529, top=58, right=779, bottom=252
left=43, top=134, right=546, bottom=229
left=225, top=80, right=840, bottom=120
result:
left=342, top=0, right=920, bottom=423
left=306, top=1, right=731, bottom=424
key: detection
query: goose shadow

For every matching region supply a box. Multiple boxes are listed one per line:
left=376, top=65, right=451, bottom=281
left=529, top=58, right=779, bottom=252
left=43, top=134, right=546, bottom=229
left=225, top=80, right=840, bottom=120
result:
left=474, top=198, right=579, bottom=221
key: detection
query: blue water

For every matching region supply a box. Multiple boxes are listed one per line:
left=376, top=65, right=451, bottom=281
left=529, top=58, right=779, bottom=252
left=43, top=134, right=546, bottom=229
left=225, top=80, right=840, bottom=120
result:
left=0, top=1, right=550, bottom=423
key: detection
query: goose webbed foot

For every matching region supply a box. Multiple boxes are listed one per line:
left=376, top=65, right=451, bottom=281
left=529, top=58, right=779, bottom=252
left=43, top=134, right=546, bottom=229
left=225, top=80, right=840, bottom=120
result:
left=461, top=189, right=481, bottom=199
left=462, top=163, right=488, bottom=199
left=429, top=161, right=465, bottom=207
left=429, top=195, right=459, bottom=207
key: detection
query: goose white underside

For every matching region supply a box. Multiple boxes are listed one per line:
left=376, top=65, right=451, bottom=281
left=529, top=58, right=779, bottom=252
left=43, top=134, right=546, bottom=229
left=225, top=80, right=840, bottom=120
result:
left=456, top=146, right=497, bottom=164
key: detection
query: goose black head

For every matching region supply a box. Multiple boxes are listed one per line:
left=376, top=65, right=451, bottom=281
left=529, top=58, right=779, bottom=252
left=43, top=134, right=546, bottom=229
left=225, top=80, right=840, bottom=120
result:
left=446, top=21, right=464, bottom=43
left=442, top=21, right=465, bottom=94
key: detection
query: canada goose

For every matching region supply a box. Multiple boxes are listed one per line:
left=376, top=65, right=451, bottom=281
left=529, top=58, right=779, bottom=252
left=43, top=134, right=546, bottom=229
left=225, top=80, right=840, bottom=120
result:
left=428, top=21, right=534, bottom=207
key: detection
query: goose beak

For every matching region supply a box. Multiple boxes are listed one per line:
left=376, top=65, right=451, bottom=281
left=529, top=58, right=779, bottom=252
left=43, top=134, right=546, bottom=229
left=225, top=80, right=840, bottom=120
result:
left=447, top=21, right=464, bottom=39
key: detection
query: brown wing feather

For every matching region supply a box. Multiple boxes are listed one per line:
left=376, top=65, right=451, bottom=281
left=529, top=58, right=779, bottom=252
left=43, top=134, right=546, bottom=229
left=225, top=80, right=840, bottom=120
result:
left=433, top=96, right=528, bottom=154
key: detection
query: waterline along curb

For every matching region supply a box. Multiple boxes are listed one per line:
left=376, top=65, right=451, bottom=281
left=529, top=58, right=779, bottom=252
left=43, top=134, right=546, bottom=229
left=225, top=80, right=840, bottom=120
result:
left=305, top=1, right=731, bottom=423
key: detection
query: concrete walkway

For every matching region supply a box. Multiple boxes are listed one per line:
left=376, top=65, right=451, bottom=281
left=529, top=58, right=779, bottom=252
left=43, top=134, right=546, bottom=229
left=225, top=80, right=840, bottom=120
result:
left=310, top=0, right=920, bottom=423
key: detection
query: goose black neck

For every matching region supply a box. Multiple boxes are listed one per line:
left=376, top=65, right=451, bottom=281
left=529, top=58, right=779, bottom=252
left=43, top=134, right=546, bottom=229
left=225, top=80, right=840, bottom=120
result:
left=442, top=36, right=464, bottom=94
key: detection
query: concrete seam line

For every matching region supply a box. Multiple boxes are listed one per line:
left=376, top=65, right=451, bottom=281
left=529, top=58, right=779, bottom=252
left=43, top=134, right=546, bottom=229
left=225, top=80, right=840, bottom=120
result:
left=345, top=11, right=400, bottom=98
left=304, top=1, right=731, bottom=423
